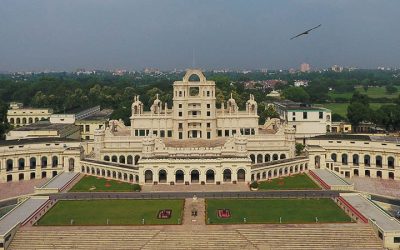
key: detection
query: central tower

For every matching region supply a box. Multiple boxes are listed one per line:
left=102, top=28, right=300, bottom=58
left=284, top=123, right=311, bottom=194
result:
left=172, top=69, right=216, bottom=140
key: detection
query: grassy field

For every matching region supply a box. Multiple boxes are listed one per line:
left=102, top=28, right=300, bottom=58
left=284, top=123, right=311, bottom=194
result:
left=37, top=199, right=184, bottom=226
left=257, top=173, right=320, bottom=190
left=206, top=199, right=351, bottom=224
left=322, top=103, right=385, bottom=117
left=328, top=86, right=400, bottom=100
left=69, top=175, right=140, bottom=192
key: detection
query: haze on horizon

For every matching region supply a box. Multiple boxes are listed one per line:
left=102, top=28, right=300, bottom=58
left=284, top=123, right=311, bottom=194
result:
left=0, top=0, right=399, bottom=72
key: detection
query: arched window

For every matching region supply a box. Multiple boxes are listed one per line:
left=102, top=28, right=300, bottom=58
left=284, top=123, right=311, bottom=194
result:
left=257, top=154, right=263, bottom=163
left=68, top=158, right=75, bottom=171
left=388, top=156, right=395, bottom=169
left=206, top=169, right=215, bottom=183
left=30, top=157, right=36, bottom=169
left=18, top=158, right=25, bottom=170
left=111, top=155, right=117, bottom=162
left=353, top=154, right=359, bottom=166
left=104, top=155, right=110, bottom=161
left=127, top=155, right=133, bottom=164
left=22, top=117, right=27, bottom=124
left=280, top=154, right=286, bottom=160
left=41, top=156, right=48, bottom=168
left=376, top=156, right=382, bottom=167
left=331, top=153, right=337, bottom=162
left=119, top=155, right=125, bottom=164
left=250, top=154, right=255, bottom=164
left=223, top=169, right=232, bottom=182
left=273, top=154, right=278, bottom=161
left=265, top=154, right=271, bottom=162
left=28, top=118, right=33, bottom=123
left=341, top=154, right=348, bottom=165
left=237, top=169, right=245, bottom=182
left=364, top=155, right=370, bottom=166
left=159, top=169, right=167, bottom=183
left=145, top=170, right=153, bottom=183
left=10, top=118, right=14, bottom=124
left=52, top=156, right=58, bottom=167
left=134, top=155, right=140, bottom=165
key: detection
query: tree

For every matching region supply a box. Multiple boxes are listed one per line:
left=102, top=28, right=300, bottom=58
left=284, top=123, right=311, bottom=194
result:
left=295, top=143, right=305, bottom=156
left=386, top=85, right=398, bottom=94
left=347, top=102, right=371, bottom=127
left=282, top=87, right=310, bottom=102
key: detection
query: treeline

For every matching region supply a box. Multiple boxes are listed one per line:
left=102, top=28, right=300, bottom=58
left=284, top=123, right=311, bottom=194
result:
left=347, top=92, right=400, bottom=131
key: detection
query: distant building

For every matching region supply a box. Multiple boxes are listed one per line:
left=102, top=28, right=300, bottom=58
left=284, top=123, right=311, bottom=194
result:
left=266, top=90, right=281, bottom=98
left=331, top=65, right=344, bottom=72
left=300, top=63, right=310, bottom=73
left=331, top=122, right=352, bottom=133
left=6, top=121, right=80, bottom=140
left=75, top=109, right=113, bottom=140
left=7, top=102, right=53, bottom=127
left=294, top=80, right=309, bottom=87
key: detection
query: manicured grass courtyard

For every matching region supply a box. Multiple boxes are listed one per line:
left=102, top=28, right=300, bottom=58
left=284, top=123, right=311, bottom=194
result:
left=69, top=175, right=140, bottom=192
left=322, top=102, right=384, bottom=117
left=206, top=199, right=351, bottom=224
left=257, top=173, right=320, bottom=190
left=37, top=199, right=184, bottom=226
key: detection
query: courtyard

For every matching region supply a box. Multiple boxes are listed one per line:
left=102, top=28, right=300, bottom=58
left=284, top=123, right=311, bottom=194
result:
left=69, top=175, right=140, bottom=192
left=257, top=173, right=321, bottom=190
left=37, top=199, right=184, bottom=226
left=206, top=198, right=351, bottom=224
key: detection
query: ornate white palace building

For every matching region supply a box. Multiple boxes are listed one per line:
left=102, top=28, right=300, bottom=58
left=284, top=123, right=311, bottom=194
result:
left=0, top=69, right=399, bottom=185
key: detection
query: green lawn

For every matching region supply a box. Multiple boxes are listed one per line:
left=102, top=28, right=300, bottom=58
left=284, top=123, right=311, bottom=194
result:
left=257, top=173, right=320, bottom=190
left=328, top=86, right=400, bottom=100
left=206, top=199, right=351, bottom=224
left=37, top=199, right=184, bottom=226
left=69, top=175, right=140, bottom=192
left=322, top=103, right=385, bottom=117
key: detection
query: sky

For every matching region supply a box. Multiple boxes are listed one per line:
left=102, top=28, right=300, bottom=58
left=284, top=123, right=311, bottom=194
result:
left=0, top=0, right=399, bottom=72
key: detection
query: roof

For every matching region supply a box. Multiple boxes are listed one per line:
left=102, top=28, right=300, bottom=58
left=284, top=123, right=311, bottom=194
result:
left=41, top=172, right=79, bottom=189
left=0, top=197, right=48, bottom=235
left=312, top=169, right=351, bottom=186
left=81, top=159, right=139, bottom=170
left=251, top=156, right=308, bottom=169
left=274, top=101, right=329, bottom=111
left=80, top=109, right=113, bottom=121
left=163, top=138, right=227, bottom=148
left=343, top=194, right=400, bottom=232
left=0, top=137, right=80, bottom=147
left=11, top=121, right=78, bottom=132
left=309, top=134, right=371, bottom=141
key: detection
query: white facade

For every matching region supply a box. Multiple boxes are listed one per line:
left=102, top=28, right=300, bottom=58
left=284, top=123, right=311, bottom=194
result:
left=7, top=103, right=53, bottom=126
left=274, top=101, right=331, bottom=139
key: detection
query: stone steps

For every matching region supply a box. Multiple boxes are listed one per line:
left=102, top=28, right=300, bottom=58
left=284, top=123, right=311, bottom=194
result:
left=9, top=224, right=383, bottom=250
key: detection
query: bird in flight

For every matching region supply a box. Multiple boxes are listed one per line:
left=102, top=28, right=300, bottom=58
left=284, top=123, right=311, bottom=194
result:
left=290, top=24, right=321, bottom=40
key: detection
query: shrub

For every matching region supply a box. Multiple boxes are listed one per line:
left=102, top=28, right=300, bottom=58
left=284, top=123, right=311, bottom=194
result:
left=132, top=184, right=141, bottom=192
left=250, top=181, right=259, bottom=189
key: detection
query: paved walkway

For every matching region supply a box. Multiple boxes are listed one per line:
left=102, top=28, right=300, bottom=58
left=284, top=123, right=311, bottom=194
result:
left=0, top=178, right=49, bottom=201
left=349, top=177, right=400, bottom=198
left=142, top=183, right=249, bottom=192
left=182, top=198, right=205, bottom=226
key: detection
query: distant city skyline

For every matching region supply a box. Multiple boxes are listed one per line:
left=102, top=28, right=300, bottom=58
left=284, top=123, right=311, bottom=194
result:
left=0, top=0, right=399, bottom=72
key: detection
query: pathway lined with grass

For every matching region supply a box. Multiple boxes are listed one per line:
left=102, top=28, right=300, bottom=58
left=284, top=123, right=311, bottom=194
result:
left=257, top=173, right=320, bottom=190
left=37, top=199, right=184, bottom=226
left=69, top=175, right=140, bottom=192
left=206, top=198, right=350, bottom=224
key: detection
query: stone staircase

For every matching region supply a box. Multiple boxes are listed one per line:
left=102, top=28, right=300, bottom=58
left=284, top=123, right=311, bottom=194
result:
left=237, top=224, right=383, bottom=250
left=142, top=230, right=255, bottom=250
left=9, top=229, right=160, bottom=250
left=9, top=224, right=382, bottom=250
